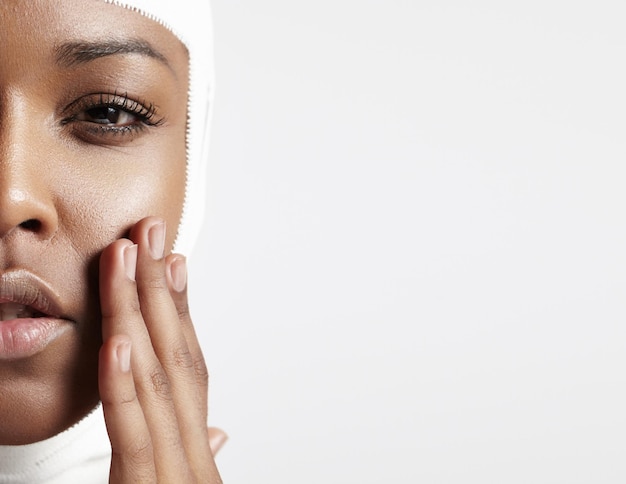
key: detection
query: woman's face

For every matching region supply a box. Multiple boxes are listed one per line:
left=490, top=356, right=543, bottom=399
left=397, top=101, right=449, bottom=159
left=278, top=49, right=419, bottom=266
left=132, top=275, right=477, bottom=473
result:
left=0, top=0, right=188, bottom=443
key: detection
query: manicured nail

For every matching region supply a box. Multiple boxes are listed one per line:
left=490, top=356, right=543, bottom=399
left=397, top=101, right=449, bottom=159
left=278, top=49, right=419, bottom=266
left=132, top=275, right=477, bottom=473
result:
left=209, top=430, right=228, bottom=455
left=148, top=221, right=166, bottom=260
left=171, top=257, right=187, bottom=292
left=116, top=340, right=131, bottom=373
left=124, top=244, right=138, bottom=281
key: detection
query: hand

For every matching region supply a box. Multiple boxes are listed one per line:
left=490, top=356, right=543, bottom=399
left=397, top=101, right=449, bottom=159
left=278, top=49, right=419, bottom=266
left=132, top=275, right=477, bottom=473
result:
left=98, top=217, right=224, bottom=483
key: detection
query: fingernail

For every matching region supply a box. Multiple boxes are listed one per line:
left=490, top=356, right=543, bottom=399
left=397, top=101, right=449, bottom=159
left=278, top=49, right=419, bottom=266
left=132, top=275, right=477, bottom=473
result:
left=116, top=341, right=131, bottom=373
left=171, top=257, right=187, bottom=292
left=124, top=244, right=138, bottom=281
left=148, top=221, right=166, bottom=260
left=209, top=431, right=228, bottom=455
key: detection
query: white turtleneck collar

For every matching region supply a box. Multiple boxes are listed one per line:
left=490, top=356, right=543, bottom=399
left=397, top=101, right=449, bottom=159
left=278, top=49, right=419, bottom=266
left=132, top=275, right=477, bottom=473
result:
left=0, top=405, right=111, bottom=484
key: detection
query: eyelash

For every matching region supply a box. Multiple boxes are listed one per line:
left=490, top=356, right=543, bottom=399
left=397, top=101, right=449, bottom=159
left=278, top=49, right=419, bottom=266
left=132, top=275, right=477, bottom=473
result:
left=61, top=91, right=164, bottom=140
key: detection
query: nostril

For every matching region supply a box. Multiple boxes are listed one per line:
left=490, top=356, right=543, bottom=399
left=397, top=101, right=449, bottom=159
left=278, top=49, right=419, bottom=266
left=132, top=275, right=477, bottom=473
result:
left=19, top=219, right=41, bottom=231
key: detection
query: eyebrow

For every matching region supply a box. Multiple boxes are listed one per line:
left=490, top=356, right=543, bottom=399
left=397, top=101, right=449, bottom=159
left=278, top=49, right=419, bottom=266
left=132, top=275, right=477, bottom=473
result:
left=54, top=39, right=170, bottom=68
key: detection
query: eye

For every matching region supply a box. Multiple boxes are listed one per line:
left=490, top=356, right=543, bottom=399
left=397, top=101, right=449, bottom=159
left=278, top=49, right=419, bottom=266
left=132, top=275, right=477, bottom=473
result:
left=76, top=106, right=139, bottom=126
left=61, top=91, right=165, bottom=144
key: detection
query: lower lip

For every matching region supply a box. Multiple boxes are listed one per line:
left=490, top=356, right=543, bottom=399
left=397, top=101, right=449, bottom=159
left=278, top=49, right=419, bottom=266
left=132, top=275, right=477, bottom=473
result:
left=0, top=318, right=71, bottom=360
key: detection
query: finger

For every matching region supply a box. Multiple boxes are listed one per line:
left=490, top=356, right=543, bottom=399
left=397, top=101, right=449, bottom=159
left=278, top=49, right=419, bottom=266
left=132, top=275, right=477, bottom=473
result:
left=99, top=239, right=137, bottom=341
left=129, top=219, right=197, bottom=385
left=207, top=427, right=228, bottom=456
left=165, top=254, right=221, bottom=478
left=99, top=335, right=155, bottom=483
left=99, top=234, right=190, bottom=481
left=129, top=218, right=214, bottom=477
left=166, top=254, right=209, bottom=418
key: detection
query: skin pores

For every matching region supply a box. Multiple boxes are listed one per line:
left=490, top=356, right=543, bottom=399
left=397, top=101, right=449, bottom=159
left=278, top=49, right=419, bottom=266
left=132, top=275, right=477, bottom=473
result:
left=0, top=0, right=188, bottom=444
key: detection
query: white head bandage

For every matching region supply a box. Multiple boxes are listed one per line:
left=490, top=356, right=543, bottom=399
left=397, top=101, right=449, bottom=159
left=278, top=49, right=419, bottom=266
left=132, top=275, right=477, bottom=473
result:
left=102, top=0, right=215, bottom=256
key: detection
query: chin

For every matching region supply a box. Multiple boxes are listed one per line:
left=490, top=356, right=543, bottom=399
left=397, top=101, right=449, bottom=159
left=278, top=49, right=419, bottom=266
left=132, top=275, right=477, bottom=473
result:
left=0, top=326, right=100, bottom=445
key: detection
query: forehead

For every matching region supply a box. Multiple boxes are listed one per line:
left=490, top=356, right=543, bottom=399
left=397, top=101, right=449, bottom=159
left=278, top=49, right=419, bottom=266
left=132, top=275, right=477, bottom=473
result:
left=0, top=0, right=188, bottom=75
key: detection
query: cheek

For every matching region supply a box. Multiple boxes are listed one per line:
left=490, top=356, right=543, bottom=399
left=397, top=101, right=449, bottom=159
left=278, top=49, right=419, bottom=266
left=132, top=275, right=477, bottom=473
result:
left=54, top=135, right=187, bottom=259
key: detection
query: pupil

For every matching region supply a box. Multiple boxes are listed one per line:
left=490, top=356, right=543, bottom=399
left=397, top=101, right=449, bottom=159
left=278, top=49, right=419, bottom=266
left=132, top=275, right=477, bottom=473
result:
left=87, top=107, right=119, bottom=124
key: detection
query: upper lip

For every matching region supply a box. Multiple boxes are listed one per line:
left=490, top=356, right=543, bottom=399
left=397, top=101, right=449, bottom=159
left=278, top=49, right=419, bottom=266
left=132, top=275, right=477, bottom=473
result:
left=0, top=270, right=65, bottom=319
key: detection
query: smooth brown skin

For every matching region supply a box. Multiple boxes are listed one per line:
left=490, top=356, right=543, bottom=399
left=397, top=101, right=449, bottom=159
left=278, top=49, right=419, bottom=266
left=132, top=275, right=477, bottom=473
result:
left=0, top=0, right=222, bottom=481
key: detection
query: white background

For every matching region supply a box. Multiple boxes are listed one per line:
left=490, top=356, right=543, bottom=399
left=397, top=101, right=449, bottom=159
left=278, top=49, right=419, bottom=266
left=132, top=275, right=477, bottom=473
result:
left=190, top=1, right=626, bottom=483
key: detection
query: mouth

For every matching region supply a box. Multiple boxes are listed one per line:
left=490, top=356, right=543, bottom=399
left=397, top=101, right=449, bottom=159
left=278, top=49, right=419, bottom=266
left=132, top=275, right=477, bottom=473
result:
left=0, top=269, right=64, bottom=317
left=0, top=270, right=72, bottom=360
left=0, top=302, right=47, bottom=321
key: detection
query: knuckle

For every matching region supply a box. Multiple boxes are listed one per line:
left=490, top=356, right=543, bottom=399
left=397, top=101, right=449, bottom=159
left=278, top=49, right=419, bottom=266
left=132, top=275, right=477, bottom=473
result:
left=172, top=346, right=194, bottom=370
left=176, top=301, right=191, bottom=322
left=102, top=295, right=141, bottom=320
left=128, top=436, right=153, bottom=464
left=113, top=435, right=153, bottom=469
left=149, top=367, right=171, bottom=400
left=126, top=297, right=142, bottom=315
left=101, top=389, right=138, bottom=408
left=118, top=390, right=140, bottom=407
left=140, top=271, right=167, bottom=291
left=194, top=356, right=209, bottom=388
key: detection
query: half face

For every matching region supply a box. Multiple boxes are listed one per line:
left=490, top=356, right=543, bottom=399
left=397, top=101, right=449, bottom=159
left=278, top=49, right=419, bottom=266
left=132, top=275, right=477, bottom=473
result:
left=0, top=0, right=188, bottom=443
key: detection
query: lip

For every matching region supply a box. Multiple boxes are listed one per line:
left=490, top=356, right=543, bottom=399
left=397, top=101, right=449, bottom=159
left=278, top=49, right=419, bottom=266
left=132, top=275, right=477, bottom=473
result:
left=0, top=270, right=73, bottom=360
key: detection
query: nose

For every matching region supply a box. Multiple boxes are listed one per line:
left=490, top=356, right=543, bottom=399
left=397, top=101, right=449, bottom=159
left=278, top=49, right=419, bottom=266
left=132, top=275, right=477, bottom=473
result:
left=0, top=104, right=59, bottom=240
left=0, top=182, right=58, bottom=239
